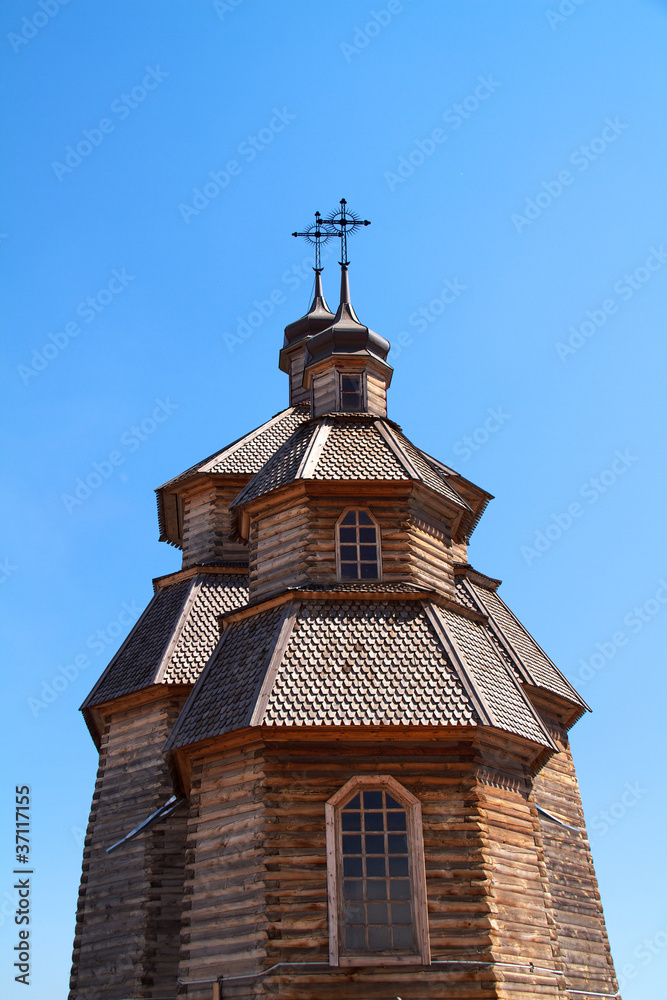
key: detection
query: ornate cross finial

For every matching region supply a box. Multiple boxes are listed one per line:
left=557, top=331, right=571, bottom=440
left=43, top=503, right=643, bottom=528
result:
left=322, top=199, right=371, bottom=266
left=292, top=211, right=333, bottom=272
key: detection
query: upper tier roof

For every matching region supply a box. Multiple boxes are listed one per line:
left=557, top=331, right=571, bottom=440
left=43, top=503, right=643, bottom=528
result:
left=230, top=414, right=478, bottom=529
left=156, top=408, right=492, bottom=547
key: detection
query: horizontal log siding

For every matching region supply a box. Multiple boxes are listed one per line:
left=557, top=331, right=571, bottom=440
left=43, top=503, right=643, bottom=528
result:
left=178, top=744, right=269, bottom=1000
left=365, top=371, right=387, bottom=417
left=69, top=695, right=189, bottom=1000
left=248, top=491, right=459, bottom=601
left=180, top=735, right=572, bottom=999
left=182, top=483, right=249, bottom=569
left=473, top=759, right=563, bottom=998
left=406, top=512, right=456, bottom=598
left=533, top=731, right=619, bottom=996
left=249, top=502, right=311, bottom=601
left=312, top=371, right=337, bottom=417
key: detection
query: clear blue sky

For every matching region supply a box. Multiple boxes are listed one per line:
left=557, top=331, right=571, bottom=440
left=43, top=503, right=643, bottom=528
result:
left=2, top=1, right=666, bottom=996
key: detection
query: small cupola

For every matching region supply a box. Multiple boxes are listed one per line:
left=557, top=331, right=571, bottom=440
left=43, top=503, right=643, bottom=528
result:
left=303, top=264, right=393, bottom=418
left=279, top=269, right=334, bottom=405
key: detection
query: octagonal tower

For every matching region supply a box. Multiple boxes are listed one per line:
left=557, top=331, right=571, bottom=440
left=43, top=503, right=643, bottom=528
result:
left=69, top=238, right=620, bottom=1000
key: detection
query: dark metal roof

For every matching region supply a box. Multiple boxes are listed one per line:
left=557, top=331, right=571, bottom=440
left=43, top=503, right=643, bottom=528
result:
left=281, top=270, right=335, bottom=349
left=304, top=266, right=391, bottom=368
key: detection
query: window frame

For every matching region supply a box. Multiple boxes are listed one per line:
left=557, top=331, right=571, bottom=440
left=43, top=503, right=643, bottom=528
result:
left=336, top=369, right=366, bottom=412
left=335, top=507, right=382, bottom=583
left=325, top=775, right=430, bottom=967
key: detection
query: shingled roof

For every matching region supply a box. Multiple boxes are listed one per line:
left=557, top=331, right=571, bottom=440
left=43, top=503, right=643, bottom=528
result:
left=81, top=574, right=249, bottom=712
left=229, top=415, right=476, bottom=530
left=165, top=597, right=554, bottom=753
left=156, top=406, right=311, bottom=543
left=455, top=574, right=588, bottom=717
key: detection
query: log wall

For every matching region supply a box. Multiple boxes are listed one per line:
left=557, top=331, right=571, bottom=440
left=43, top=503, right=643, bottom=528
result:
left=182, top=481, right=249, bottom=568
left=69, top=692, right=190, bottom=1000
left=533, top=726, right=619, bottom=997
left=248, top=488, right=458, bottom=602
left=310, top=368, right=387, bottom=418
left=178, top=733, right=568, bottom=1000
left=288, top=349, right=310, bottom=405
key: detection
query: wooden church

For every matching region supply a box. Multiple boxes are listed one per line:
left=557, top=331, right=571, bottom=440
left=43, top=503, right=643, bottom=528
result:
left=69, top=207, right=620, bottom=1000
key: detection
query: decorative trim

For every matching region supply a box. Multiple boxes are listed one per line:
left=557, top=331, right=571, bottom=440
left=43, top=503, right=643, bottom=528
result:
left=423, top=604, right=495, bottom=727
left=475, top=766, right=526, bottom=793
left=248, top=603, right=298, bottom=726
left=373, top=420, right=421, bottom=480
left=152, top=563, right=249, bottom=591
left=297, top=421, right=332, bottom=479
left=154, top=578, right=200, bottom=684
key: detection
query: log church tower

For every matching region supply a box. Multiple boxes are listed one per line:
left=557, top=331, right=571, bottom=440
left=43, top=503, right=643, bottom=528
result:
left=69, top=206, right=620, bottom=1000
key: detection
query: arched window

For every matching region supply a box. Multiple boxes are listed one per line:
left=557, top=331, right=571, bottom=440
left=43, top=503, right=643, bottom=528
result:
left=325, top=776, right=430, bottom=966
left=336, top=508, right=381, bottom=581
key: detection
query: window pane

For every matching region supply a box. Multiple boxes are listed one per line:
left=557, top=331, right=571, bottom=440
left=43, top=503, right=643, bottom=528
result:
left=346, top=926, right=366, bottom=949
left=366, top=880, right=387, bottom=900
left=360, top=545, right=377, bottom=561
left=387, top=811, right=407, bottom=831
left=343, top=835, right=362, bottom=854
left=340, top=545, right=358, bottom=561
left=360, top=562, right=379, bottom=579
left=341, top=376, right=360, bottom=392
left=346, top=793, right=361, bottom=809
left=364, top=834, right=385, bottom=854
left=358, top=511, right=373, bottom=525
left=389, top=856, right=409, bottom=877
left=340, top=563, right=358, bottom=579
left=359, top=527, right=376, bottom=542
left=363, top=791, right=383, bottom=809
left=366, top=857, right=386, bottom=877
left=343, top=857, right=363, bottom=877
left=368, top=926, right=391, bottom=950
left=389, top=879, right=411, bottom=900
left=391, top=902, right=412, bottom=924
left=367, top=903, right=388, bottom=923
left=343, top=880, right=363, bottom=900
left=388, top=834, right=408, bottom=853
left=345, top=903, right=365, bottom=924
left=342, top=811, right=361, bottom=831
left=341, top=511, right=357, bottom=525
left=339, top=527, right=357, bottom=542
left=392, top=926, right=415, bottom=949
left=364, top=812, right=384, bottom=831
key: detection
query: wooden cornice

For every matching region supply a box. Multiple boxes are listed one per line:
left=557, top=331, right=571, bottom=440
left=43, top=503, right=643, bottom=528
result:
left=217, top=585, right=487, bottom=629
left=152, top=563, right=249, bottom=591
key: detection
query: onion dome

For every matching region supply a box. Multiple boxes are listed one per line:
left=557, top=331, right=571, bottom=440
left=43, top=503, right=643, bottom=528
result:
left=304, top=265, right=390, bottom=368
left=278, top=270, right=334, bottom=376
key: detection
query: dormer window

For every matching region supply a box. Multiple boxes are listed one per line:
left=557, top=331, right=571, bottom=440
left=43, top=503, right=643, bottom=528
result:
left=337, top=509, right=381, bottom=580
left=339, top=373, right=364, bottom=412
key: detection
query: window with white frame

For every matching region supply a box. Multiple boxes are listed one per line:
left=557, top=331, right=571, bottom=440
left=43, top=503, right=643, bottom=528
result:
left=325, top=776, right=430, bottom=966
left=336, top=509, right=381, bottom=581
